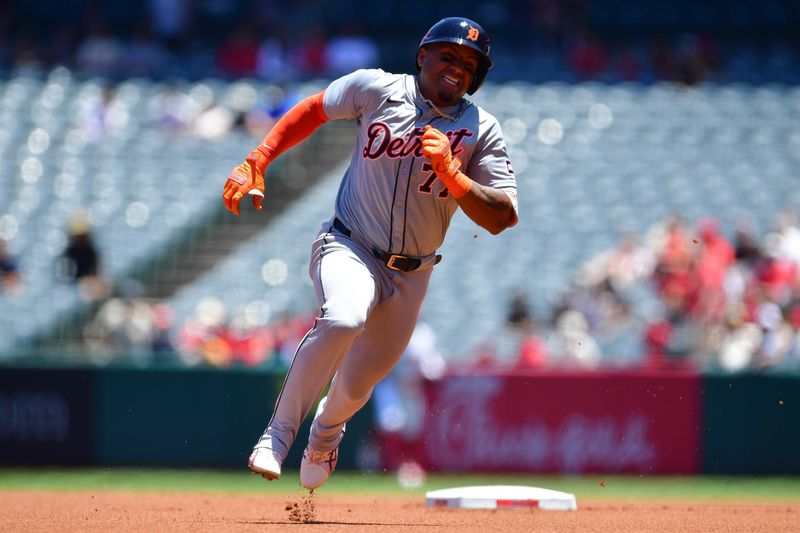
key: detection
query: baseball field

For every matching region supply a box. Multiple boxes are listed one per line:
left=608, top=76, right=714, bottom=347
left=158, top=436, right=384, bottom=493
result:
left=2, top=468, right=799, bottom=532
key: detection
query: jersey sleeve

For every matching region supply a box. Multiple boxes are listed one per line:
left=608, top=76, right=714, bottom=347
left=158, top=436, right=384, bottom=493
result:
left=466, top=110, right=518, bottom=209
left=322, top=68, right=390, bottom=120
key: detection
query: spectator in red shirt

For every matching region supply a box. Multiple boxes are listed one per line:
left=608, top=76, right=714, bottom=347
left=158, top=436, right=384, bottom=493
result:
left=692, top=217, right=735, bottom=320
left=290, top=24, right=329, bottom=78
left=652, top=214, right=694, bottom=312
left=567, top=28, right=608, bottom=79
left=754, top=233, right=798, bottom=305
left=216, top=23, right=260, bottom=78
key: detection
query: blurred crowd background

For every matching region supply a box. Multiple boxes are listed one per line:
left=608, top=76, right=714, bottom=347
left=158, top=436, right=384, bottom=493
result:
left=1, top=0, right=799, bottom=376
left=1, top=0, right=799, bottom=84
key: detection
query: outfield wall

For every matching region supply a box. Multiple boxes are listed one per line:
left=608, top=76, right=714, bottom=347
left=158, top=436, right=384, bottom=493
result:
left=1, top=367, right=798, bottom=474
left=702, top=374, right=800, bottom=474
left=380, top=371, right=703, bottom=474
left=0, top=367, right=374, bottom=471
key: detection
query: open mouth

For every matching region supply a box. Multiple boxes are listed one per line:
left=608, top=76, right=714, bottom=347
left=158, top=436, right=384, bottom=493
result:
left=441, top=74, right=461, bottom=88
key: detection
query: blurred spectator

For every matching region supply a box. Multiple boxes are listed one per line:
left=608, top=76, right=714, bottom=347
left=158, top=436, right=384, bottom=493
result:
left=650, top=35, right=676, bottom=81
left=716, top=318, right=762, bottom=373
left=776, top=209, right=800, bottom=267
left=546, top=309, right=601, bottom=368
left=147, top=0, right=191, bottom=52
left=174, top=298, right=314, bottom=368
left=649, top=213, right=694, bottom=313
left=674, top=33, right=718, bottom=85
left=753, top=233, right=798, bottom=306
left=614, top=44, right=642, bottom=82
left=256, top=31, right=293, bottom=83
left=215, top=24, right=260, bottom=78
left=516, top=331, right=550, bottom=370
left=525, top=0, right=587, bottom=50
left=692, top=217, right=736, bottom=320
left=84, top=280, right=157, bottom=365
left=74, top=15, right=124, bottom=77
left=643, top=301, right=697, bottom=370
left=223, top=304, right=276, bottom=367
left=504, top=290, right=550, bottom=369
left=753, top=301, right=794, bottom=370
left=567, top=28, right=608, bottom=79
left=557, top=276, right=636, bottom=361
left=290, top=24, right=329, bottom=77
left=150, top=302, right=176, bottom=361
left=0, top=239, right=22, bottom=297
left=582, top=231, right=655, bottom=294
left=465, top=208, right=800, bottom=374
left=324, top=22, right=379, bottom=77
left=644, top=210, right=800, bottom=373
left=56, top=210, right=106, bottom=302
left=123, top=21, right=171, bottom=77
left=733, top=215, right=763, bottom=267
left=176, top=296, right=231, bottom=366
left=507, top=290, right=533, bottom=329
left=84, top=289, right=178, bottom=367
left=473, top=291, right=547, bottom=370
left=0, top=0, right=795, bottom=85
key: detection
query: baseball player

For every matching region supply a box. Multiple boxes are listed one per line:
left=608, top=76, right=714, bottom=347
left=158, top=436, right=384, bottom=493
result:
left=222, top=17, right=518, bottom=490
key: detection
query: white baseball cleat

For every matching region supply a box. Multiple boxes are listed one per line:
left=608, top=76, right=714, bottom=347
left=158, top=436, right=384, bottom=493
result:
left=300, top=396, right=343, bottom=490
left=248, top=438, right=282, bottom=481
left=300, top=445, right=338, bottom=490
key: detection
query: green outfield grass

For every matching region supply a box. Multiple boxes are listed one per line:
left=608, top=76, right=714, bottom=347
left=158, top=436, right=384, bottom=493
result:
left=1, top=468, right=799, bottom=501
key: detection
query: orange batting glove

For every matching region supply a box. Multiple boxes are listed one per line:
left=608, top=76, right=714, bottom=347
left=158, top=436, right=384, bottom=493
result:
left=223, top=149, right=269, bottom=216
left=421, top=125, right=460, bottom=176
left=421, top=125, right=472, bottom=199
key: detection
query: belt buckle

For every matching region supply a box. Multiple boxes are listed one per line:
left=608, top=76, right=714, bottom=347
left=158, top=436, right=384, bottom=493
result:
left=386, top=254, right=404, bottom=271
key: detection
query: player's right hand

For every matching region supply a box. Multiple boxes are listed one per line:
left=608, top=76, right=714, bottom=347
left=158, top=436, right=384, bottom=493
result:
left=223, top=149, right=268, bottom=216
left=421, top=125, right=460, bottom=178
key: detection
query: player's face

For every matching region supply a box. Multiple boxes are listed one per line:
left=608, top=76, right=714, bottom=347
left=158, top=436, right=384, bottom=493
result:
left=417, top=43, right=480, bottom=106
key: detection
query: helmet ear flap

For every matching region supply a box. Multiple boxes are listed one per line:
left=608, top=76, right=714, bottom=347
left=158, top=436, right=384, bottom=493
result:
left=467, top=59, right=490, bottom=94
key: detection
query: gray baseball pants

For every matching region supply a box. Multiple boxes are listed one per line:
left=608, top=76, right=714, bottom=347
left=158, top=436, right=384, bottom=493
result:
left=261, top=220, right=432, bottom=461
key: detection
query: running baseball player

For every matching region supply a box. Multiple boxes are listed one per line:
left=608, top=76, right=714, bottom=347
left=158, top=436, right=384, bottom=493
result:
left=222, top=16, right=518, bottom=490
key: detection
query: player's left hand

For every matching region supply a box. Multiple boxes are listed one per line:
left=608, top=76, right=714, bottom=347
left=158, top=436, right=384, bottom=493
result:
left=223, top=149, right=268, bottom=216
left=421, top=125, right=460, bottom=177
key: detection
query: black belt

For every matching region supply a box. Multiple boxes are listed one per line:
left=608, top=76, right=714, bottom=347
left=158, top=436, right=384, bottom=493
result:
left=371, top=248, right=422, bottom=272
left=331, top=217, right=427, bottom=272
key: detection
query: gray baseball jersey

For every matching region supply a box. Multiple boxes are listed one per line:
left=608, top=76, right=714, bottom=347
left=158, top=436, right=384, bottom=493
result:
left=323, top=68, right=518, bottom=257
left=253, top=68, right=518, bottom=469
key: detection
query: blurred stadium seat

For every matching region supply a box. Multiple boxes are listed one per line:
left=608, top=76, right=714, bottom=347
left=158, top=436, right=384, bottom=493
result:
left=1, top=65, right=799, bottom=361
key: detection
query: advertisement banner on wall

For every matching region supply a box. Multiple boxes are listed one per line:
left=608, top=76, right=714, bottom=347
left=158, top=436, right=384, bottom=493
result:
left=380, top=371, right=702, bottom=474
left=0, top=368, right=94, bottom=465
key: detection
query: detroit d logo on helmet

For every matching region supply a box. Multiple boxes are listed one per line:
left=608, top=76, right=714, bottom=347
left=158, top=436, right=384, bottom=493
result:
left=467, top=27, right=480, bottom=42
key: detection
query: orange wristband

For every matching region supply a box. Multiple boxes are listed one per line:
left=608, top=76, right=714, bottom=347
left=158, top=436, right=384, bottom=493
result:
left=440, top=170, right=473, bottom=199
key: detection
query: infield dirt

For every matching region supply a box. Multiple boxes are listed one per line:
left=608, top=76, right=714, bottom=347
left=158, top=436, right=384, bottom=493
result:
left=1, top=490, right=798, bottom=532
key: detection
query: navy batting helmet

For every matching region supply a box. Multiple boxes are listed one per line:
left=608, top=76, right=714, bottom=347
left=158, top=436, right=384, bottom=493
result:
left=416, top=17, right=493, bottom=95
